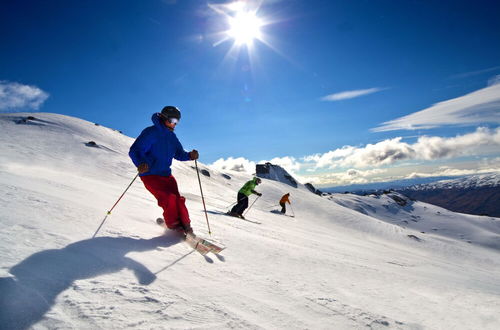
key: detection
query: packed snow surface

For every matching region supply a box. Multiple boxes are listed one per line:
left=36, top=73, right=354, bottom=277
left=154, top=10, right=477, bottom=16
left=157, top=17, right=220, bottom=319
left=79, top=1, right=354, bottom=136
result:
left=1, top=113, right=500, bottom=330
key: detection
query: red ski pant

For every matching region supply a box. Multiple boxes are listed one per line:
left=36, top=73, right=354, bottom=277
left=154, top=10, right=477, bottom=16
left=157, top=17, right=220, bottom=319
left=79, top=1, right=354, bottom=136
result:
left=140, top=175, right=190, bottom=230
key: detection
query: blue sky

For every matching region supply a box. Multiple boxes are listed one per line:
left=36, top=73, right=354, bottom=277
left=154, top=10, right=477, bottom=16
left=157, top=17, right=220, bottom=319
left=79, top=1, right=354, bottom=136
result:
left=1, top=0, right=500, bottom=187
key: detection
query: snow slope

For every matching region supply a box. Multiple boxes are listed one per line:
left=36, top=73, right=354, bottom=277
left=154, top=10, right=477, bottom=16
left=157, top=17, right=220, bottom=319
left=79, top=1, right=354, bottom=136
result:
left=1, top=113, right=500, bottom=330
left=326, top=192, right=500, bottom=250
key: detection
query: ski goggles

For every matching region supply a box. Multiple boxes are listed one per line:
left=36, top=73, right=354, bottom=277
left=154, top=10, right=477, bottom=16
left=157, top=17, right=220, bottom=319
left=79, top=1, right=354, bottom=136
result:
left=166, top=117, right=179, bottom=125
left=159, top=113, right=180, bottom=124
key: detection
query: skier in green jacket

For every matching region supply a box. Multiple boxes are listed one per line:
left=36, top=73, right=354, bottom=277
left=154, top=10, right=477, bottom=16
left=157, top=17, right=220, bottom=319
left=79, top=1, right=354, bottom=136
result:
left=228, top=177, right=262, bottom=219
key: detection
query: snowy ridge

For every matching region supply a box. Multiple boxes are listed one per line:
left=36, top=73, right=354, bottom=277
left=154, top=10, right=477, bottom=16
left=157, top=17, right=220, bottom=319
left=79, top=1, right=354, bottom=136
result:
left=407, top=173, right=500, bottom=190
left=326, top=192, right=500, bottom=250
left=1, top=113, right=500, bottom=329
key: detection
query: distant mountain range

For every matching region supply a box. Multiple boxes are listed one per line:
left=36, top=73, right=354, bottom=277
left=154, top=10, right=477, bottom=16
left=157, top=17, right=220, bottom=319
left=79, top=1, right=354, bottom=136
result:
left=320, top=173, right=500, bottom=217
left=404, top=174, right=500, bottom=190
left=398, top=173, right=500, bottom=217
left=321, top=176, right=459, bottom=193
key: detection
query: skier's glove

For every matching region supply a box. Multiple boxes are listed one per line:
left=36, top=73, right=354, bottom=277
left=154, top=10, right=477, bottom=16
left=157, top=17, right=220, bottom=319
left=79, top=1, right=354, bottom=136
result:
left=257, top=192, right=263, bottom=197
left=137, top=163, right=149, bottom=174
left=189, top=149, right=199, bottom=160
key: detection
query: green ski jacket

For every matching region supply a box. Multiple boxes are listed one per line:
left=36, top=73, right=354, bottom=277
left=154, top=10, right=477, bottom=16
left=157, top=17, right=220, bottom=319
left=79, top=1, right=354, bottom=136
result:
left=239, top=178, right=259, bottom=196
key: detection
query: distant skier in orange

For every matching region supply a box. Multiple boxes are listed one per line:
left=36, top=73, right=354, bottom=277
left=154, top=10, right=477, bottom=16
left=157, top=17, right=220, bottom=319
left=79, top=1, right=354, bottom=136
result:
left=279, top=193, right=291, bottom=214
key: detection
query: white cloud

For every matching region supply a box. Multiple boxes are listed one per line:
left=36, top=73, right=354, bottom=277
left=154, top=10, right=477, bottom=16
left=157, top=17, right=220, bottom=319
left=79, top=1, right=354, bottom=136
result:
left=304, top=168, right=387, bottom=186
left=306, top=163, right=500, bottom=187
left=372, top=80, right=500, bottom=132
left=413, top=127, right=500, bottom=160
left=259, top=156, right=301, bottom=173
left=302, top=146, right=357, bottom=168
left=337, top=138, right=415, bottom=168
left=303, top=127, right=500, bottom=169
left=0, top=81, right=49, bottom=111
left=210, top=157, right=256, bottom=173
left=321, top=87, right=386, bottom=101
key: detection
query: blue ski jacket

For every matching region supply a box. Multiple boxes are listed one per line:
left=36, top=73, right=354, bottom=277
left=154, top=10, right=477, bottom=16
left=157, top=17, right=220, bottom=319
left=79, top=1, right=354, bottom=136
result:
left=129, top=113, right=191, bottom=177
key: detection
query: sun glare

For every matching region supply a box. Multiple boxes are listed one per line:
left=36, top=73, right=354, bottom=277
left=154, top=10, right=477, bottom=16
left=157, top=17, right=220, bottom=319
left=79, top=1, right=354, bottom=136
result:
left=227, top=12, right=262, bottom=45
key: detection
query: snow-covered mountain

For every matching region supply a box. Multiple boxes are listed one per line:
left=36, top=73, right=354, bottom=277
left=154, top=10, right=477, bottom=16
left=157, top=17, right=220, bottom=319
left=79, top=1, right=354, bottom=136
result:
left=1, top=113, right=500, bottom=329
left=407, top=174, right=500, bottom=190
left=256, top=162, right=299, bottom=188
left=256, top=163, right=321, bottom=195
left=399, top=174, right=500, bottom=217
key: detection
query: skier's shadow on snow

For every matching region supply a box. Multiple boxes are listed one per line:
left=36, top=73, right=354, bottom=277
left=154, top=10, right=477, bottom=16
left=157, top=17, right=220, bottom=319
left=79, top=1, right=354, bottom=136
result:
left=206, top=210, right=228, bottom=216
left=0, top=231, right=183, bottom=330
left=207, top=210, right=262, bottom=224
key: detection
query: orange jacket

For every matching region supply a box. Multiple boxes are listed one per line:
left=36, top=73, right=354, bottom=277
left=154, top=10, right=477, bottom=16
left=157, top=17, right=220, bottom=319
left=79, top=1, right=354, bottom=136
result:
left=280, top=194, right=290, bottom=204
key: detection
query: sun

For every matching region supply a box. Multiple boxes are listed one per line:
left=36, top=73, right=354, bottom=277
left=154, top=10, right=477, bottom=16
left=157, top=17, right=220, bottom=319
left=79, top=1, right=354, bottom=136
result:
left=209, top=1, right=270, bottom=49
left=227, top=11, right=263, bottom=45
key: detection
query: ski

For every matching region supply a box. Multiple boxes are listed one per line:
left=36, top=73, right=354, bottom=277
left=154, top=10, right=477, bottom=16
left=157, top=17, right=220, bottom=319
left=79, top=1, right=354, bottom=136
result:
left=156, top=218, right=225, bottom=255
left=225, top=212, right=262, bottom=224
left=185, top=233, right=225, bottom=255
left=184, top=233, right=212, bottom=255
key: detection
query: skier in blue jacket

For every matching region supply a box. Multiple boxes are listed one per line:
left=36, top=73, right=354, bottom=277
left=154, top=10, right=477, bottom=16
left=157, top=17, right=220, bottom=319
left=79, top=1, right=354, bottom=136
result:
left=129, top=106, right=198, bottom=234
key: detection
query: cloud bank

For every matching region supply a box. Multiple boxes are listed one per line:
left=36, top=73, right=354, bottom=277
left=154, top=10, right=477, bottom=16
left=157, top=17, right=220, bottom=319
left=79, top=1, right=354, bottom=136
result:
left=321, top=87, right=386, bottom=101
left=372, top=79, right=500, bottom=132
left=305, top=168, right=388, bottom=186
left=305, top=164, right=500, bottom=187
left=0, top=81, right=49, bottom=111
left=306, top=127, right=500, bottom=169
left=405, top=165, right=500, bottom=179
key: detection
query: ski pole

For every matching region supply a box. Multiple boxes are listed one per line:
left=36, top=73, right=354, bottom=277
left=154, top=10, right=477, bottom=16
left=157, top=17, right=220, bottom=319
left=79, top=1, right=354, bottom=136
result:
left=289, top=203, right=295, bottom=217
left=244, top=195, right=260, bottom=216
left=93, top=173, right=139, bottom=238
left=195, top=160, right=212, bottom=235
left=226, top=200, right=238, bottom=211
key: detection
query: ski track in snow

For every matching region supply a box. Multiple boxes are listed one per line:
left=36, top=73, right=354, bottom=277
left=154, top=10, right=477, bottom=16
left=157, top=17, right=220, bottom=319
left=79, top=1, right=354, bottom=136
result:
left=1, top=113, right=500, bottom=329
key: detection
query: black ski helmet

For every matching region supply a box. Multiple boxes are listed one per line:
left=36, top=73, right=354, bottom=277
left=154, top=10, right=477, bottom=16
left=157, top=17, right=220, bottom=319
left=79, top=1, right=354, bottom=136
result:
left=160, top=106, right=181, bottom=120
